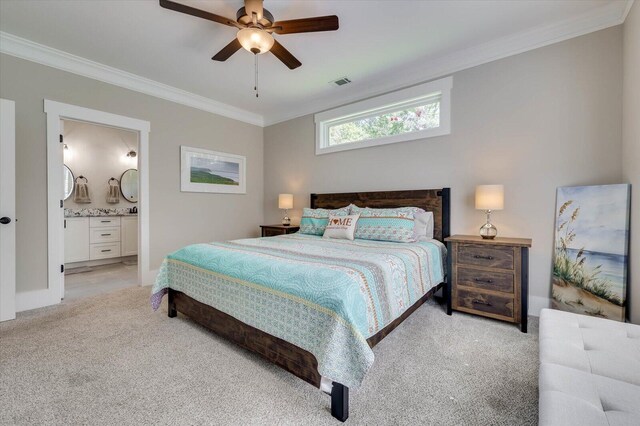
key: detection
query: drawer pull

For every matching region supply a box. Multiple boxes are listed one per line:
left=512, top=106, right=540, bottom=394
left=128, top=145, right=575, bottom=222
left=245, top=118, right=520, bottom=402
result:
left=473, top=255, right=494, bottom=260
left=101, top=233, right=111, bottom=236
left=474, top=278, right=494, bottom=284
left=101, top=220, right=111, bottom=223
left=101, top=249, right=111, bottom=252
left=472, top=299, right=492, bottom=306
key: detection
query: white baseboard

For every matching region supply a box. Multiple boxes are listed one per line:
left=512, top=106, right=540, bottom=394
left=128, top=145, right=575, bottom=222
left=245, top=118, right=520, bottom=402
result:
left=16, top=288, right=58, bottom=313
left=529, top=296, right=551, bottom=317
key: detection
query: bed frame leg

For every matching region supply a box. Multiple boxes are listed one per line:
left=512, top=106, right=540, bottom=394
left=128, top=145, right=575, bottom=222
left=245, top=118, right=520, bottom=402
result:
left=331, top=382, right=349, bottom=422
left=168, top=289, right=177, bottom=318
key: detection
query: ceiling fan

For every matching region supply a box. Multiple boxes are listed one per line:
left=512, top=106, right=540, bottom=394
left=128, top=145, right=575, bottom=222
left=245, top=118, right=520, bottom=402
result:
left=159, top=0, right=339, bottom=70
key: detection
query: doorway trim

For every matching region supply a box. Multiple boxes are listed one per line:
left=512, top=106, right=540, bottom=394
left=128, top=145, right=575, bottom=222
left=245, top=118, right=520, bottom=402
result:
left=39, top=100, right=151, bottom=309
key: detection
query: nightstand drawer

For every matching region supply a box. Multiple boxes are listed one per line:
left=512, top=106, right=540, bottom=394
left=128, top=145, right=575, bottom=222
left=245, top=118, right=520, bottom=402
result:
left=260, top=225, right=299, bottom=237
left=456, top=288, right=514, bottom=319
left=457, top=267, right=514, bottom=294
left=457, top=244, right=514, bottom=270
left=263, top=228, right=285, bottom=237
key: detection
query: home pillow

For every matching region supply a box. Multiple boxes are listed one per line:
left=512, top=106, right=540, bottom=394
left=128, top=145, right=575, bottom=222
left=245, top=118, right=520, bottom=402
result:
left=323, top=214, right=360, bottom=241
left=299, top=206, right=350, bottom=236
left=350, top=206, right=417, bottom=242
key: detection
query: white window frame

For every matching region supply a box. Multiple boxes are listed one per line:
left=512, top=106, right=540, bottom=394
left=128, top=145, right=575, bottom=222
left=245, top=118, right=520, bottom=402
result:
left=315, top=76, right=453, bottom=155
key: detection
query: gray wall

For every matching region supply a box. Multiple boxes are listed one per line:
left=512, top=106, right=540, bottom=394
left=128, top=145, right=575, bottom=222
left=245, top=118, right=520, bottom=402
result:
left=0, top=54, right=264, bottom=293
left=264, top=27, right=624, bottom=317
left=63, top=120, right=139, bottom=210
left=623, top=2, right=640, bottom=324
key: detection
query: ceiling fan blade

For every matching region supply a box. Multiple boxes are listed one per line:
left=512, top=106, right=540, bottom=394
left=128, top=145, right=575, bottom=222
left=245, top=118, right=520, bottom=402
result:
left=244, top=0, right=264, bottom=24
left=270, top=40, right=302, bottom=70
left=159, top=0, right=240, bottom=28
left=271, top=16, right=339, bottom=35
left=211, top=38, right=243, bottom=62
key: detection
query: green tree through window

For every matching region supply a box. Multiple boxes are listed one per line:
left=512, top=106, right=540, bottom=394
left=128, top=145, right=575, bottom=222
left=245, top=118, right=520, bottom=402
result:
left=315, top=76, right=452, bottom=154
left=329, top=101, right=440, bottom=146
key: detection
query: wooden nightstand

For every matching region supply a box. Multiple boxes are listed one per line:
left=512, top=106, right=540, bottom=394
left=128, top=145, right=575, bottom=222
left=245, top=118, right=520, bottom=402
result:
left=445, top=235, right=532, bottom=333
left=260, top=224, right=300, bottom=237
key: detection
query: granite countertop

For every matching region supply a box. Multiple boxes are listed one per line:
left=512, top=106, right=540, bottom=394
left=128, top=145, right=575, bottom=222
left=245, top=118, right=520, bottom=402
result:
left=64, top=208, right=138, bottom=218
left=64, top=213, right=138, bottom=217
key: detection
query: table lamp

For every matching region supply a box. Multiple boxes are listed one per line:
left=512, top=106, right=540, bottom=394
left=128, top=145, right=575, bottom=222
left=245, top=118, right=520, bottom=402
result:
left=278, top=193, right=293, bottom=226
left=475, top=185, right=504, bottom=239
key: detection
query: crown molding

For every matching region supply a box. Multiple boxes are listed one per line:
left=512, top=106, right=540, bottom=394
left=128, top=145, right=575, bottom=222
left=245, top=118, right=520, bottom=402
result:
left=262, top=0, right=632, bottom=126
left=0, top=31, right=264, bottom=127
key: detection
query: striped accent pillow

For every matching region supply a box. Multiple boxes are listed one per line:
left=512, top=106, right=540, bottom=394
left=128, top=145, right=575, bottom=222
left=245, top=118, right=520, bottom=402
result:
left=299, top=206, right=351, bottom=236
left=350, top=206, right=420, bottom=242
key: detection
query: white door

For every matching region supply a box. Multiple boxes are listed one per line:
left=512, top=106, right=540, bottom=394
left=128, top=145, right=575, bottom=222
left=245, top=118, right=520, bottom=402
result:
left=60, top=119, right=65, bottom=299
left=0, top=99, right=16, bottom=321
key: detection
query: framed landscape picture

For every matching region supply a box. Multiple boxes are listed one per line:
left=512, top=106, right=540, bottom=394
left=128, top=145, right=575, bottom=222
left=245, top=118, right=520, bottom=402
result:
left=180, top=146, right=246, bottom=194
left=551, top=184, right=630, bottom=321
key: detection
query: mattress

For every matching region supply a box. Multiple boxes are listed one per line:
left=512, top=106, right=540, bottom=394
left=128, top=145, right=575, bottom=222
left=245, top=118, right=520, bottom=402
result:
left=151, top=233, right=445, bottom=388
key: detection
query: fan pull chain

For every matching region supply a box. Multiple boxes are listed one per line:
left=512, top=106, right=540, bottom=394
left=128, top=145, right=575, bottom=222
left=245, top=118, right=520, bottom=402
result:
left=254, top=54, right=259, bottom=98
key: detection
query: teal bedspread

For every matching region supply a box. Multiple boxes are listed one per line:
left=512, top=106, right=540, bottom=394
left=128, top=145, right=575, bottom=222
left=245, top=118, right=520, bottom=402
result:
left=151, top=233, right=445, bottom=389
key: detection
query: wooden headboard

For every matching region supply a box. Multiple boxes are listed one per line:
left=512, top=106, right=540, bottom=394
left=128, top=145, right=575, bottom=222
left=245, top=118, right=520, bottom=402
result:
left=310, top=188, right=451, bottom=242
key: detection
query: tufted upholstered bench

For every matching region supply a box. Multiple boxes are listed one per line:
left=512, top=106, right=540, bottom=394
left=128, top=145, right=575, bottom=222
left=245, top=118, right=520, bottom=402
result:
left=538, top=308, right=640, bottom=426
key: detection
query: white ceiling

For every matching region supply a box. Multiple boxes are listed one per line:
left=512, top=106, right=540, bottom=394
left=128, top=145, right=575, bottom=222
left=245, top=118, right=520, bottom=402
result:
left=0, top=0, right=632, bottom=125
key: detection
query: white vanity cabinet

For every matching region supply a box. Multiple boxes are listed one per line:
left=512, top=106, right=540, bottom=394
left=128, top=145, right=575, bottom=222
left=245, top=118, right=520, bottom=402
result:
left=120, top=216, right=138, bottom=256
left=64, top=217, right=90, bottom=263
left=64, top=215, right=137, bottom=265
left=90, top=216, right=121, bottom=259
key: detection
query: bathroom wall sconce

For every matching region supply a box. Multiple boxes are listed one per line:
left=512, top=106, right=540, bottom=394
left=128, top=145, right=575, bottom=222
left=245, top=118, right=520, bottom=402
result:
left=63, top=143, right=72, bottom=161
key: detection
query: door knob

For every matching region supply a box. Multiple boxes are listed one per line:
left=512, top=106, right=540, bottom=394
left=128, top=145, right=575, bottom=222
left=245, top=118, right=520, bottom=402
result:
left=0, top=217, right=11, bottom=224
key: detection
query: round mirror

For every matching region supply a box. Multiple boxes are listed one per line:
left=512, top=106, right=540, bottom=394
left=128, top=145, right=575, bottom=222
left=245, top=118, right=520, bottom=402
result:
left=120, top=169, right=138, bottom=203
left=63, top=165, right=74, bottom=200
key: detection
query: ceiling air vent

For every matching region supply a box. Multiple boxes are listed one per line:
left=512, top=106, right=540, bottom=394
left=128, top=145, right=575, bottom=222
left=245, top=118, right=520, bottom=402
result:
left=331, top=77, right=351, bottom=87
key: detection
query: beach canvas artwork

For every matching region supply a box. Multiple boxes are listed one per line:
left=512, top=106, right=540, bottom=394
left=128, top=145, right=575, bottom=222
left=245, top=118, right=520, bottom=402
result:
left=180, top=146, right=246, bottom=194
left=551, top=184, right=630, bottom=321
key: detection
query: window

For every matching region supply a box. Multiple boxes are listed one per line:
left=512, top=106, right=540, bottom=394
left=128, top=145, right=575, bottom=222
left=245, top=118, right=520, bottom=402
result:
left=315, top=76, right=452, bottom=155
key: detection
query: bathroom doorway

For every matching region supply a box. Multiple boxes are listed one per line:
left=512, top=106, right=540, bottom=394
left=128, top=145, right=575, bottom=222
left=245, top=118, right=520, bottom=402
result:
left=62, top=119, right=139, bottom=301
left=41, top=100, right=151, bottom=310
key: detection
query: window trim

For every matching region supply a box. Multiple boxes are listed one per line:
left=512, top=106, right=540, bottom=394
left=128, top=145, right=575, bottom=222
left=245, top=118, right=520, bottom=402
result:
left=315, top=76, right=452, bottom=155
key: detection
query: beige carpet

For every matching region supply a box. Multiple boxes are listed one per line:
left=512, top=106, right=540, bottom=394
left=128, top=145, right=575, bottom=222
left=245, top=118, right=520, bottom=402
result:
left=0, top=286, right=538, bottom=425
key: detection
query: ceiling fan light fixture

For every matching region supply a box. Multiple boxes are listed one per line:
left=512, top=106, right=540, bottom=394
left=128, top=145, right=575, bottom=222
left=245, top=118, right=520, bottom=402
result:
left=237, top=27, right=274, bottom=54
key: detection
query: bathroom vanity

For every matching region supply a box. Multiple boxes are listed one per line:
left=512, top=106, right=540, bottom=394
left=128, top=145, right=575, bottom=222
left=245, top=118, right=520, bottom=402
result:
left=65, top=211, right=137, bottom=265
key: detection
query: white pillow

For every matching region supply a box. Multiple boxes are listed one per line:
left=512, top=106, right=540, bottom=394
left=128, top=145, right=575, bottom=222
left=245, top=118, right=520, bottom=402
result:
left=414, top=211, right=434, bottom=240
left=323, top=214, right=360, bottom=241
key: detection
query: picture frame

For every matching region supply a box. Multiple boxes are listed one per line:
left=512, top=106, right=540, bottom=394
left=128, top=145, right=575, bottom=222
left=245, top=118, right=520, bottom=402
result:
left=180, top=146, right=246, bottom=194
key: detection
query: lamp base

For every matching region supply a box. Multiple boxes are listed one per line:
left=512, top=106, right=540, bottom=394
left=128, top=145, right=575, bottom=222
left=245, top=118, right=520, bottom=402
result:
left=282, top=211, right=291, bottom=226
left=479, top=222, right=497, bottom=239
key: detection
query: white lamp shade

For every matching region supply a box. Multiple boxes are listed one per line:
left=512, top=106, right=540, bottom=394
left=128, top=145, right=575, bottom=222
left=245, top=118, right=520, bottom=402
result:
left=237, top=28, right=275, bottom=54
left=475, top=185, right=504, bottom=210
left=278, top=193, right=293, bottom=210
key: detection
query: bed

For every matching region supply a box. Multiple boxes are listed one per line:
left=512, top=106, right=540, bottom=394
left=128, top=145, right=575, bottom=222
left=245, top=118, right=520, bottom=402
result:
left=151, top=188, right=451, bottom=421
